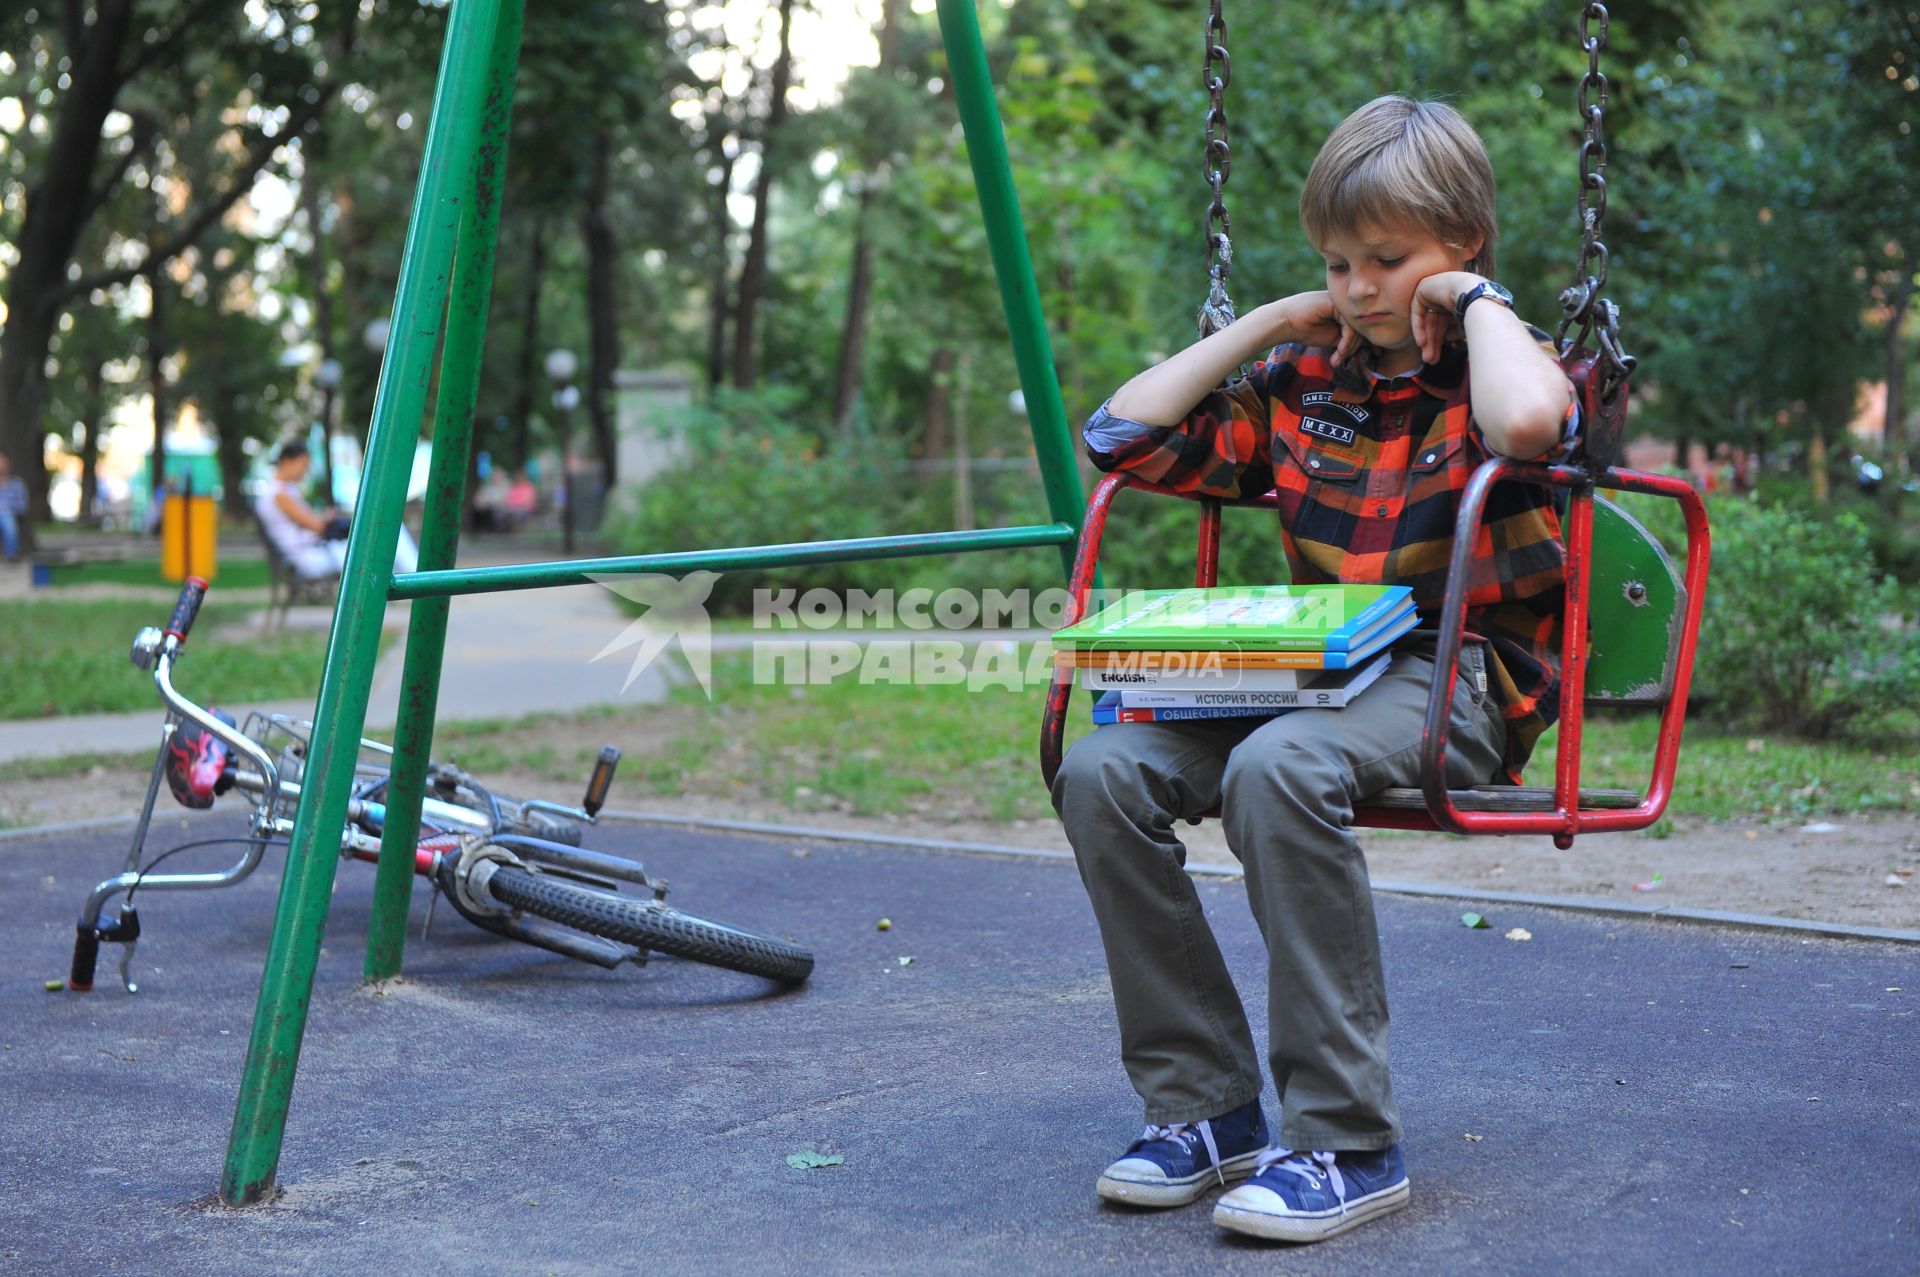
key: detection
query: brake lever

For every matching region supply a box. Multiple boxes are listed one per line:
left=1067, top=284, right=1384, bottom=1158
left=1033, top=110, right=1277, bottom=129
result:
left=115, top=941, right=140, bottom=995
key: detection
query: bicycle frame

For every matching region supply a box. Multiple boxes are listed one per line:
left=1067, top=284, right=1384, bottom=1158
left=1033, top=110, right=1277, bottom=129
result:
left=72, top=621, right=613, bottom=991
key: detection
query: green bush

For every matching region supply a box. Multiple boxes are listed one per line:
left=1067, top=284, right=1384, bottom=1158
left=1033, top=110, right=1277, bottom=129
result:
left=1691, top=501, right=1920, bottom=740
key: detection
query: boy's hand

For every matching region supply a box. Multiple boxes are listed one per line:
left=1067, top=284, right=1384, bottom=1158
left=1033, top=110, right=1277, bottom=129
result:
left=1276, top=292, right=1361, bottom=368
left=1410, top=271, right=1483, bottom=365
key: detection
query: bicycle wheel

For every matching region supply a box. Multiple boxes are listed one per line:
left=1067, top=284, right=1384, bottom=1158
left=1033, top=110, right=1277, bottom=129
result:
left=483, top=864, right=813, bottom=984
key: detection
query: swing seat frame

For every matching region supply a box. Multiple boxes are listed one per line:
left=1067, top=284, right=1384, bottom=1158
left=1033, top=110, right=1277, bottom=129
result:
left=1039, top=353, right=1712, bottom=849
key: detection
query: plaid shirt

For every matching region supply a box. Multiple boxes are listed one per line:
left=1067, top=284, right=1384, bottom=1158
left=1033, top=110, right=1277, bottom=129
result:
left=1084, top=333, right=1576, bottom=781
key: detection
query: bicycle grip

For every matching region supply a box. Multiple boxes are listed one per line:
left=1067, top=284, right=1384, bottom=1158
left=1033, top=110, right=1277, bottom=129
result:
left=165, top=576, right=210, bottom=641
left=70, top=926, right=101, bottom=993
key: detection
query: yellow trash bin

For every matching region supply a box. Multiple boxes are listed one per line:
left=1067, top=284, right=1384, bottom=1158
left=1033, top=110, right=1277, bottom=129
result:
left=161, top=490, right=218, bottom=582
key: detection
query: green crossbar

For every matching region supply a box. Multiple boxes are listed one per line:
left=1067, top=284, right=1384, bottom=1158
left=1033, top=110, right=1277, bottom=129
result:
left=218, top=0, right=1091, bottom=1205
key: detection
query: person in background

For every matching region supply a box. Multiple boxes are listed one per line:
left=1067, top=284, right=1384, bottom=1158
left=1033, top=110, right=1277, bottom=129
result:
left=0, top=451, right=27, bottom=563
left=504, top=470, right=539, bottom=530
left=254, top=437, right=418, bottom=579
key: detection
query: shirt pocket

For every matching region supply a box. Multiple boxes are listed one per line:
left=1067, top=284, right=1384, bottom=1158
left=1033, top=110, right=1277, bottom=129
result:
left=1276, top=427, right=1365, bottom=488
left=1405, top=433, right=1467, bottom=509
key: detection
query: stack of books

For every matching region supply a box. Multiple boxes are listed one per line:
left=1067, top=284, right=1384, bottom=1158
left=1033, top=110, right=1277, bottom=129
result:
left=1052, top=585, right=1417, bottom=725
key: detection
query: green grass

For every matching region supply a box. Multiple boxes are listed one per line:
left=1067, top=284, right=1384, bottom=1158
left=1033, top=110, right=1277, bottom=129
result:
left=16, top=642, right=1917, bottom=828
left=45, top=556, right=272, bottom=590
left=0, top=598, right=342, bottom=720
left=439, top=652, right=1918, bottom=827
left=1551, top=712, right=1920, bottom=822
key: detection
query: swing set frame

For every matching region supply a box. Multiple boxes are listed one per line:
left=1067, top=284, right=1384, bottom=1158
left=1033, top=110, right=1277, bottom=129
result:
left=207, top=0, right=1704, bottom=1208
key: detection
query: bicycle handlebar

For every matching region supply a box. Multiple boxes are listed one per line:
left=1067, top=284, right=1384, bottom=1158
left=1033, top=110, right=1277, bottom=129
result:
left=164, top=576, right=209, bottom=642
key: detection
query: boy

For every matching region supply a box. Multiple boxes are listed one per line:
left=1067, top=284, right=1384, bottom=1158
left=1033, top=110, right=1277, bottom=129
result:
left=1051, top=96, right=1577, bottom=1243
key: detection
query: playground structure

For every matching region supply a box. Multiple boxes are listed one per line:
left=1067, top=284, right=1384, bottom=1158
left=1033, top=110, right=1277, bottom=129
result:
left=210, top=0, right=1705, bottom=1210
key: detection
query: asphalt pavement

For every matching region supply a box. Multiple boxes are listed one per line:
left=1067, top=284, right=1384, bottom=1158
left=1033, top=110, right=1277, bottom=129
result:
left=4, top=814, right=1915, bottom=1275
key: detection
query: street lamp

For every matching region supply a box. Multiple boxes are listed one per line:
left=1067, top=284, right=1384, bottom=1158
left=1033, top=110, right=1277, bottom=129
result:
left=362, top=316, right=391, bottom=359
left=545, top=347, right=580, bottom=555
left=313, top=357, right=342, bottom=504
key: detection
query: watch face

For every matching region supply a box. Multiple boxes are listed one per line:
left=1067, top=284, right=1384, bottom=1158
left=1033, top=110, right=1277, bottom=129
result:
left=1459, top=282, right=1514, bottom=317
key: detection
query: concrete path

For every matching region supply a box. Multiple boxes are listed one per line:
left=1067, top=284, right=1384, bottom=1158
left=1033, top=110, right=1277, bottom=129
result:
left=0, top=568, right=677, bottom=762
left=4, top=815, right=1915, bottom=1275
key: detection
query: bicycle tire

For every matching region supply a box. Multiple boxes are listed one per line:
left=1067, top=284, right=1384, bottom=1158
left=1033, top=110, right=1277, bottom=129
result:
left=484, top=864, right=813, bottom=984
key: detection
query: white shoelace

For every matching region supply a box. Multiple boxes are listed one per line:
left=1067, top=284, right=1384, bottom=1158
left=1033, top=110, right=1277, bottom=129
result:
left=1137, top=1119, right=1227, bottom=1185
left=1252, top=1147, right=1349, bottom=1214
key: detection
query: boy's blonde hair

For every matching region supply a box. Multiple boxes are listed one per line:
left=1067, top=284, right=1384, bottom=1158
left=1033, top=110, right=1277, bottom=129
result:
left=1300, top=96, right=1498, bottom=277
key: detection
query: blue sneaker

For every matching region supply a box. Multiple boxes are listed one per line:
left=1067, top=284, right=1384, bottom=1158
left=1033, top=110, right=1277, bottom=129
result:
left=1095, top=1098, right=1270, bottom=1208
left=1212, top=1144, right=1410, bottom=1242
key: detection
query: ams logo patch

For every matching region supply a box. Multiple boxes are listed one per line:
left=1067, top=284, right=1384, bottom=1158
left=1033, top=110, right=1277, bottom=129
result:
left=1299, top=416, right=1356, bottom=446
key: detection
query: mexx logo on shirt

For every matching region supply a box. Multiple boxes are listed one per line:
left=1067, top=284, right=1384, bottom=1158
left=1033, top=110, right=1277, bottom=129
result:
left=1299, top=417, right=1357, bottom=446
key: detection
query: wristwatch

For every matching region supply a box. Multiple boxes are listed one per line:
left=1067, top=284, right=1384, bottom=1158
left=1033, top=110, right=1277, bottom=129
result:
left=1454, top=280, right=1515, bottom=320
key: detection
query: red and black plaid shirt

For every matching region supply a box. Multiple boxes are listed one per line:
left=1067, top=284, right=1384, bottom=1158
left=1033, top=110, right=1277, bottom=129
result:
left=1083, top=333, right=1576, bottom=781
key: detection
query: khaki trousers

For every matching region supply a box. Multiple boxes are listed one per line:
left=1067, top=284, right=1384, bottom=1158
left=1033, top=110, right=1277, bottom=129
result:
left=1051, top=639, right=1508, bottom=1151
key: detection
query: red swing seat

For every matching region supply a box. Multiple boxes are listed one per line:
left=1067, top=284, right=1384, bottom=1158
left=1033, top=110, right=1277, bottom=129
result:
left=1038, top=351, right=1712, bottom=850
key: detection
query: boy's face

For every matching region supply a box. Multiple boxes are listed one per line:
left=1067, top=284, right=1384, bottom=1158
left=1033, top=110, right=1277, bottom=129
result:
left=1316, top=221, right=1479, bottom=362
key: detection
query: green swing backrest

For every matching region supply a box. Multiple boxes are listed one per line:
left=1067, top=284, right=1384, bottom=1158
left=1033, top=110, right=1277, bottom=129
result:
left=1581, top=496, right=1685, bottom=705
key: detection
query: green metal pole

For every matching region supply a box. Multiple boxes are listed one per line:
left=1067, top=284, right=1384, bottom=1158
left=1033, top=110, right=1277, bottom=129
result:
left=365, top=0, right=524, bottom=982
left=387, top=522, right=1079, bottom=599
left=935, top=0, right=1088, bottom=583
left=219, top=0, right=503, bottom=1206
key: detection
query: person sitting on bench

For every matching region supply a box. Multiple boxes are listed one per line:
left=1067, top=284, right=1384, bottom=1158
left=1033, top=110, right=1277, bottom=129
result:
left=254, top=438, right=419, bottom=579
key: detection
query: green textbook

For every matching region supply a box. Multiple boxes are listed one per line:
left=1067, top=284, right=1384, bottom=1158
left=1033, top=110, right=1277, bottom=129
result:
left=1052, top=585, right=1415, bottom=653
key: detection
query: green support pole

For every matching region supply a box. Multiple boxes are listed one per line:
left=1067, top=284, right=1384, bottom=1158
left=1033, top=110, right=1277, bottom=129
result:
left=935, top=0, right=1088, bottom=583
left=365, top=0, right=524, bottom=982
left=219, top=0, right=503, bottom=1206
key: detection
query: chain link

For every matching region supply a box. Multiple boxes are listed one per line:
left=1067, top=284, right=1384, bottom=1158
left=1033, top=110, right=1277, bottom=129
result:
left=1556, top=2, right=1636, bottom=397
left=1197, top=0, right=1237, bottom=339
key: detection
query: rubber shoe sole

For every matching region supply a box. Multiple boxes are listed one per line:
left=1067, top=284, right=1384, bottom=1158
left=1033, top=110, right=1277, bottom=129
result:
left=1095, top=1148, right=1266, bottom=1209
left=1211, top=1177, right=1411, bottom=1242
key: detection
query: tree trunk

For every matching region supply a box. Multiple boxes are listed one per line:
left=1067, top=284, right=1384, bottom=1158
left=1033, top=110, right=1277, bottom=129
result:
left=922, top=346, right=957, bottom=464
left=511, top=218, right=549, bottom=469
left=80, top=360, right=105, bottom=521
left=1808, top=421, right=1830, bottom=507
left=146, top=266, right=172, bottom=533
left=730, top=0, right=797, bottom=389
left=703, top=142, right=736, bottom=392
left=832, top=186, right=879, bottom=436
left=215, top=396, right=250, bottom=517
left=829, top=0, right=900, bottom=436
left=0, top=0, right=137, bottom=529
left=1882, top=274, right=1911, bottom=516
left=952, top=354, right=973, bottom=532
left=583, top=132, right=620, bottom=486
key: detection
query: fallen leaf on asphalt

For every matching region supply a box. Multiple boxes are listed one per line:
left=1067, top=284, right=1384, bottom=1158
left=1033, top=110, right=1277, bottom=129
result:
left=786, top=1151, right=845, bottom=1170
left=1505, top=928, right=1533, bottom=942
left=1461, top=912, right=1490, bottom=929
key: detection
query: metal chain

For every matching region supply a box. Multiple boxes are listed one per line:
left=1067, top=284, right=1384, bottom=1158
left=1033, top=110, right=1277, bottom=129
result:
left=1197, top=0, right=1237, bottom=339
left=1556, top=2, right=1636, bottom=396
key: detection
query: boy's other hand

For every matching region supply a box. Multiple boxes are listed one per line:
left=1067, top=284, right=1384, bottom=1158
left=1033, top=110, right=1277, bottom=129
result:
left=1411, top=271, right=1482, bottom=365
left=1277, top=292, right=1360, bottom=367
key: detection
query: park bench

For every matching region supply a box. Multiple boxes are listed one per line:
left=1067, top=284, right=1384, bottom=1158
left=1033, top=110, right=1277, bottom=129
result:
left=252, top=511, right=340, bottom=630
